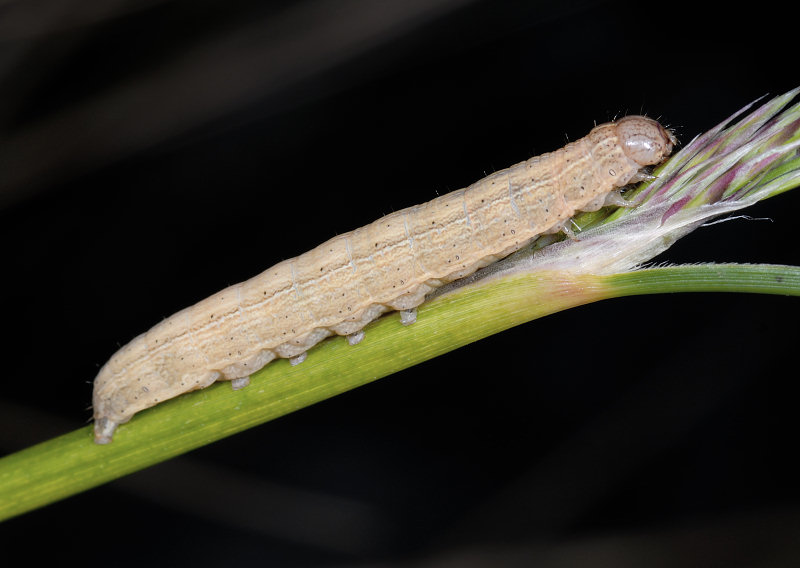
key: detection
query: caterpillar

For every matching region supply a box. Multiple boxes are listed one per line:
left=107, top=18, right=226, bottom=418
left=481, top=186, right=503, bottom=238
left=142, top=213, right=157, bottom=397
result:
left=92, top=116, right=675, bottom=443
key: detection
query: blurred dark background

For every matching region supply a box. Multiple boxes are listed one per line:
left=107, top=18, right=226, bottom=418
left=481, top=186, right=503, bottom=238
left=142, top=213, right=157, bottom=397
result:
left=1, top=0, right=799, bottom=565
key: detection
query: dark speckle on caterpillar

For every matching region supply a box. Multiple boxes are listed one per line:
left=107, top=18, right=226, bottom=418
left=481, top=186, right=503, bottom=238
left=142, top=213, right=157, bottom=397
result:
left=92, top=116, right=675, bottom=443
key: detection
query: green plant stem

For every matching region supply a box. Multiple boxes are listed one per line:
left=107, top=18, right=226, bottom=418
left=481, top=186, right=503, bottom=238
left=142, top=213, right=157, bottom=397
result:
left=606, top=263, right=800, bottom=296
left=1, top=262, right=799, bottom=522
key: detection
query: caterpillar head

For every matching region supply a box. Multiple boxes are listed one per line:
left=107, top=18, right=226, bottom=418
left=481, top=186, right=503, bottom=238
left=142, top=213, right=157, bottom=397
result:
left=615, top=116, right=677, bottom=167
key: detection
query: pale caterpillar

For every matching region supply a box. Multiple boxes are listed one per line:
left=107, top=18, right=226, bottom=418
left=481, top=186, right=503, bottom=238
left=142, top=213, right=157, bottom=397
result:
left=92, top=116, right=676, bottom=443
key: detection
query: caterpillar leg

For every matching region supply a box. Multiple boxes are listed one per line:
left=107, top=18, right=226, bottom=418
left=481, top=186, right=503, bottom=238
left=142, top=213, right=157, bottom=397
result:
left=231, top=376, right=250, bottom=390
left=629, top=170, right=657, bottom=183
left=289, top=352, right=307, bottom=366
left=347, top=330, right=365, bottom=345
left=400, top=308, right=417, bottom=326
left=94, top=417, right=119, bottom=445
left=603, top=189, right=635, bottom=208
left=561, top=223, right=579, bottom=241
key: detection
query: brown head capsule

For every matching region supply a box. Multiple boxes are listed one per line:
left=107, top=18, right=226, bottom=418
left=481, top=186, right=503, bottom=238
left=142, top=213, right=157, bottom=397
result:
left=614, top=116, right=677, bottom=167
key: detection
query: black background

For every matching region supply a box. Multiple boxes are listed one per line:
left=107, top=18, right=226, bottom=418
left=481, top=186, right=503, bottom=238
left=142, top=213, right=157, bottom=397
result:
left=2, top=0, right=799, bottom=565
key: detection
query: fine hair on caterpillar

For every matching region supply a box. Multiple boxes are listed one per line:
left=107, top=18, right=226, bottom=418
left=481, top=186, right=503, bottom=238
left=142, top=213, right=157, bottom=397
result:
left=92, top=115, right=675, bottom=444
